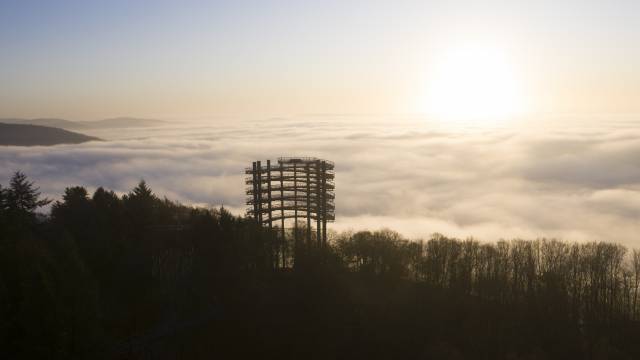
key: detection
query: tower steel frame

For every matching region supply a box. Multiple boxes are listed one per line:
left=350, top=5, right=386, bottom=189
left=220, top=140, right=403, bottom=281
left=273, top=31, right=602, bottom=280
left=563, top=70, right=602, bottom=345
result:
left=245, top=157, right=335, bottom=246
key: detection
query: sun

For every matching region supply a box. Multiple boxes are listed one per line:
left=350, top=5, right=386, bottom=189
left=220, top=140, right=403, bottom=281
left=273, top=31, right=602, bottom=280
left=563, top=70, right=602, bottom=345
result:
left=421, top=43, right=526, bottom=124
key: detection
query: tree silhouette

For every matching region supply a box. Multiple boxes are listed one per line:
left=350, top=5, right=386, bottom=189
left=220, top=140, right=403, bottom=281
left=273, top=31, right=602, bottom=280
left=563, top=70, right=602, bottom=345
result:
left=1, top=172, right=640, bottom=359
left=5, top=171, right=51, bottom=214
left=0, top=184, right=7, bottom=212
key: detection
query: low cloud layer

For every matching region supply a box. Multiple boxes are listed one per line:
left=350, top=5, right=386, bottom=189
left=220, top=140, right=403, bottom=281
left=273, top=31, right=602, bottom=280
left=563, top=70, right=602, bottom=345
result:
left=1, top=116, right=639, bottom=246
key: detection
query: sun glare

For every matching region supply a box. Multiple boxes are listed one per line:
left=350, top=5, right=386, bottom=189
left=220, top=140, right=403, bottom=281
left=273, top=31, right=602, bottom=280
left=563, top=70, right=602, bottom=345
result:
left=421, top=43, right=526, bottom=124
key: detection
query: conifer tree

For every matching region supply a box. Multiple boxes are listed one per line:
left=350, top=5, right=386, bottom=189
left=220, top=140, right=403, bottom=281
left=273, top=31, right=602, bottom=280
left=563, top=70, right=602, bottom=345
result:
left=6, top=171, right=51, bottom=215
left=0, top=184, right=6, bottom=212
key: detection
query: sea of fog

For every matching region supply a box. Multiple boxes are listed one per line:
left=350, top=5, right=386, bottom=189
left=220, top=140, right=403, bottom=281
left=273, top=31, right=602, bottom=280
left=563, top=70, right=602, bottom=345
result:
left=1, top=115, right=640, bottom=246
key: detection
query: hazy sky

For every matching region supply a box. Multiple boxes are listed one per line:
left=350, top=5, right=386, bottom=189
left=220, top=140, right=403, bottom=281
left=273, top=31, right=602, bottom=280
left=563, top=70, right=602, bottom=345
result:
left=1, top=0, right=639, bottom=119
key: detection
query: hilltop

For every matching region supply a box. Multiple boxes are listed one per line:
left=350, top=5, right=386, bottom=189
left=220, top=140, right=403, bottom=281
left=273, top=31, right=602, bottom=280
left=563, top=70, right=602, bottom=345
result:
left=1, top=172, right=640, bottom=359
left=0, top=116, right=166, bottom=130
left=0, top=123, right=100, bottom=146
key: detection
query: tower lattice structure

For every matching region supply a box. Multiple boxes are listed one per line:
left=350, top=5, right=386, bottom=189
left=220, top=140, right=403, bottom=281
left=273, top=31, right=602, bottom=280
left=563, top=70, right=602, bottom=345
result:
left=245, top=157, right=335, bottom=246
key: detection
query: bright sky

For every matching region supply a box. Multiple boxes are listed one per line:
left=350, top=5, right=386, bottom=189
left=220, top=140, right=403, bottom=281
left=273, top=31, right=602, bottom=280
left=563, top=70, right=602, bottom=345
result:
left=1, top=0, right=639, bottom=120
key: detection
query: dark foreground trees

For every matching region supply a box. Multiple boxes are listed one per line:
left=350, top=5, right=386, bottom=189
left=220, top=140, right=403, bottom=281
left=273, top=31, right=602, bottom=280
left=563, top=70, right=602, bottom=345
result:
left=1, top=172, right=639, bottom=359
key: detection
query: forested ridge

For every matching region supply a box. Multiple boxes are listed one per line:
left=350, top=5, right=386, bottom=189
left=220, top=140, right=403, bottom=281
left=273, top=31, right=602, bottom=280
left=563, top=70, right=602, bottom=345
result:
left=1, top=171, right=639, bottom=359
left=0, top=123, right=99, bottom=146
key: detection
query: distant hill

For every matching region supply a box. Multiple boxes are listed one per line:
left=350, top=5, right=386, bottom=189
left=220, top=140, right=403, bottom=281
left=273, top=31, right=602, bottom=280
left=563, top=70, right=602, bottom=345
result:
left=0, top=123, right=100, bottom=146
left=0, top=117, right=166, bottom=130
left=0, top=118, right=88, bottom=130
left=87, top=117, right=167, bottom=129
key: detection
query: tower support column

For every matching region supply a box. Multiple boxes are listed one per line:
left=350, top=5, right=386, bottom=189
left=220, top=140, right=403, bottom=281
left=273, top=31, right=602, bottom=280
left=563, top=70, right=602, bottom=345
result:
left=279, top=162, right=285, bottom=267
left=294, top=163, right=298, bottom=246
left=322, top=161, right=327, bottom=245
left=316, top=160, right=321, bottom=246
left=257, top=160, right=262, bottom=224
left=306, top=164, right=311, bottom=244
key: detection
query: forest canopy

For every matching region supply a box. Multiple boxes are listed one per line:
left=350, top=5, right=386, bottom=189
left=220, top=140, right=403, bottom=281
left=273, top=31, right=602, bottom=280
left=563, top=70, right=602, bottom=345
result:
left=1, top=171, right=639, bottom=359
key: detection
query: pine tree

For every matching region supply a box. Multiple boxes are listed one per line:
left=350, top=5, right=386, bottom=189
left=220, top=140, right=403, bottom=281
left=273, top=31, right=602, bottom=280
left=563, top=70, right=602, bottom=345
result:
left=0, top=184, right=7, bottom=212
left=6, top=171, right=51, bottom=215
left=62, top=186, right=89, bottom=203
left=123, top=180, right=158, bottom=230
left=51, top=186, right=91, bottom=227
left=130, top=180, right=154, bottom=200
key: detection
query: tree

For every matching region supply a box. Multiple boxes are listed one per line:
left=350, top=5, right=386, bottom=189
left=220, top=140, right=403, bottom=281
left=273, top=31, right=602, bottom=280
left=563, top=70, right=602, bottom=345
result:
left=92, top=187, right=122, bottom=222
left=121, top=180, right=159, bottom=232
left=51, top=187, right=90, bottom=220
left=5, top=171, right=51, bottom=215
left=62, top=186, right=89, bottom=204
left=632, top=249, right=640, bottom=319
left=0, top=184, right=7, bottom=212
left=0, top=184, right=7, bottom=233
left=130, top=180, right=154, bottom=200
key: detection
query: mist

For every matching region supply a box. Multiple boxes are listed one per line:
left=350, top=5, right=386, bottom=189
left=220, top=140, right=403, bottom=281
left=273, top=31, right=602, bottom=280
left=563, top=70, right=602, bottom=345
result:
left=1, top=115, right=638, bottom=246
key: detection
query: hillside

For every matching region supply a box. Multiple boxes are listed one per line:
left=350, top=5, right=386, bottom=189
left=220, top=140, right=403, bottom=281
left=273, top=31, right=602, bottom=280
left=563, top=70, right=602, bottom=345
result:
left=0, top=116, right=166, bottom=130
left=0, top=123, right=100, bottom=146
left=1, top=173, right=640, bottom=359
left=87, top=116, right=166, bottom=128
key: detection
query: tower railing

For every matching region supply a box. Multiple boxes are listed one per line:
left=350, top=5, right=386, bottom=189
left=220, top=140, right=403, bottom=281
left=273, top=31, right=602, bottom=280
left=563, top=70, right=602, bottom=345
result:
left=245, top=157, right=335, bottom=248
